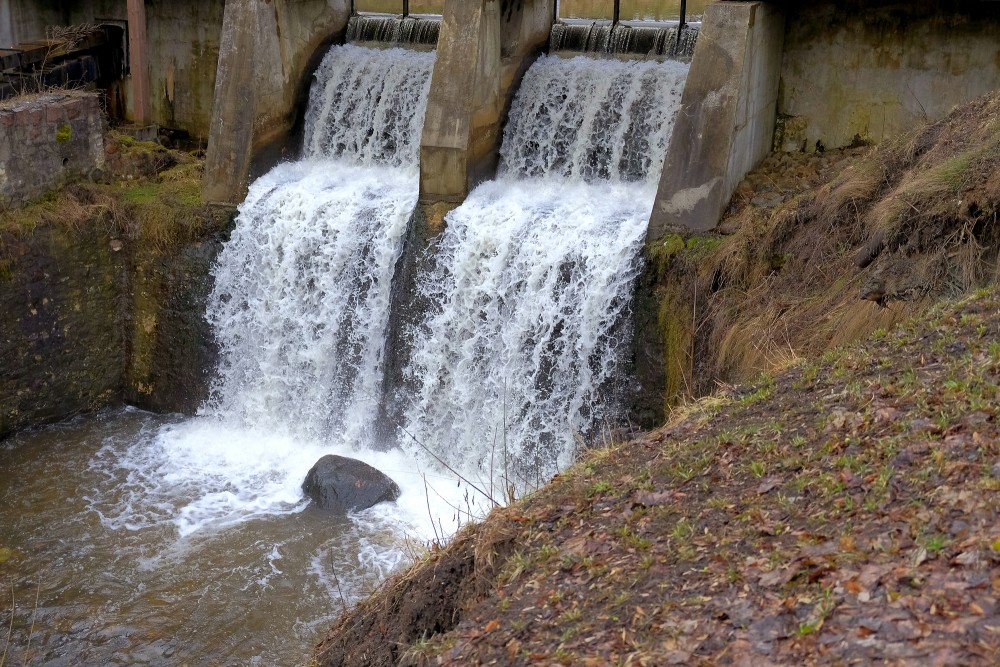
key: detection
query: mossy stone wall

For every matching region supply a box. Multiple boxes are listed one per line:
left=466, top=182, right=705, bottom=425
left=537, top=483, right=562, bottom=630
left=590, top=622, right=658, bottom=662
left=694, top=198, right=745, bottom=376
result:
left=0, top=207, right=230, bottom=440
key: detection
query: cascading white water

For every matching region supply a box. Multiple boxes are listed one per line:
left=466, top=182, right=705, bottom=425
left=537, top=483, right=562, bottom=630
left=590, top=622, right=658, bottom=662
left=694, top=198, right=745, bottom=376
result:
left=205, top=45, right=432, bottom=448
left=402, top=56, right=688, bottom=490
left=100, top=45, right=439, bottom=539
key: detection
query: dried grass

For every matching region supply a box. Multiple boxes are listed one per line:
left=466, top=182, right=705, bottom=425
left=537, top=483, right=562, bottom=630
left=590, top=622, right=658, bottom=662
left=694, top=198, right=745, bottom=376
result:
left=699, top=90, right=1000, bottom=384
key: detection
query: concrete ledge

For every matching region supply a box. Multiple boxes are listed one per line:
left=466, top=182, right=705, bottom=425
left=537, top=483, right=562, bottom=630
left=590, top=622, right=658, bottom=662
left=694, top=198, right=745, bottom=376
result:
left=648, top=1, right=784, bottom=238
left=202, top=0, right=349, bottom=205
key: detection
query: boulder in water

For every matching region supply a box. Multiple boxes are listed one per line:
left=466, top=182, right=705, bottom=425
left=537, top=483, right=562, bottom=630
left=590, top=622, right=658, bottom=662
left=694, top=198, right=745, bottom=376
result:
left=302, top=455, right=401, bottom=513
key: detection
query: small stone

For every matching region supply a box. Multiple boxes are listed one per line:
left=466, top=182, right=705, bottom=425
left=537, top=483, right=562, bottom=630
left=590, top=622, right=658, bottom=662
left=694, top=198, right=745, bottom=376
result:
left=991, top=462, right=1000, bottom=479
left=110, top=239, right=124, bottom=252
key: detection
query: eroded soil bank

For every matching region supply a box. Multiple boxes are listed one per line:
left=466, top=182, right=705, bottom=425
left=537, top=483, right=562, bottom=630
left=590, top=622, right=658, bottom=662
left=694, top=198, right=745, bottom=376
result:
left=316, top=92, right=1000, bottom=666
left=0, top=134, right=233, bottom=439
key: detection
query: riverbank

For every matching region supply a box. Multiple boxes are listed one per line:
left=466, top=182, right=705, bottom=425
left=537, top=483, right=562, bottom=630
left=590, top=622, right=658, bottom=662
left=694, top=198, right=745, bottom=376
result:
left=316, top=92, right=1000, bottom=666
left=317, top=281, right=1000, bottom=667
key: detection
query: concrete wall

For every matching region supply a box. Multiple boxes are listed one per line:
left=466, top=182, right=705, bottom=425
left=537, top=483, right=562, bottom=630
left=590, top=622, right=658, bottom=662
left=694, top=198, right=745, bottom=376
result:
left=776, top=0, right=1000, bottom=152
left=0, top=0, right=224, bottom=140
left=202, top=0, right=350, bottom=204
left=0, top=93, right=104, bottom=203
left=648, top=1, right=784, bottom=238
left=419, top=0, right=553, bottom=203
left=0, top=204, right=228, bottom=440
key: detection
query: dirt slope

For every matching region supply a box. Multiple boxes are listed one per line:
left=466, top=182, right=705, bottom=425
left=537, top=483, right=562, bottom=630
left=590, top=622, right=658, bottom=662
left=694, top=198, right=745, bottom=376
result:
left=317, top=287, right=1000, bottom=666
left=315, top=93, right=1000, bottom=667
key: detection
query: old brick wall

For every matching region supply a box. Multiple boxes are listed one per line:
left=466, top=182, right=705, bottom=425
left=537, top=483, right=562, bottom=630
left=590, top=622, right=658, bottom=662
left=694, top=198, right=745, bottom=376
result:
left=0, top=92, right=104, bottom=203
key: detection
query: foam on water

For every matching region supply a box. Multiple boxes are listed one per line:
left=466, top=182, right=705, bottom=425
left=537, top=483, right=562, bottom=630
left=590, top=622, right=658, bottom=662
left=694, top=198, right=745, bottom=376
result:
left=88, top=45, right=446, bottom=550
left=401, top=56, right=689, bottom=490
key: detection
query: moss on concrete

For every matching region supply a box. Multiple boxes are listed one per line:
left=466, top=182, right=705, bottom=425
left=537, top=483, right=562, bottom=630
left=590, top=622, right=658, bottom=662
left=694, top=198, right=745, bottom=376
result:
left=0, top=139, right=233, bottom=439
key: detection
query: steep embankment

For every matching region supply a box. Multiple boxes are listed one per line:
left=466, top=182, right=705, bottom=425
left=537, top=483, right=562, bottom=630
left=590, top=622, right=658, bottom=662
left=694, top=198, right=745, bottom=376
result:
left=643, top=91, right=1000, bottom=409
left=316, top=94, right=1000, bottom=665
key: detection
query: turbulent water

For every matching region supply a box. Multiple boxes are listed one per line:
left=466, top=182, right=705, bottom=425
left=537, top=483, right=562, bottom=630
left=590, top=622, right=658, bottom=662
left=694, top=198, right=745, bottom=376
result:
left=0, top=45, right=442, bottom=667
left=0, top=45, right=692, bottom=667
left=401, top=56, right=688, bottom=490
left=190, top=44, right=435, bottom=514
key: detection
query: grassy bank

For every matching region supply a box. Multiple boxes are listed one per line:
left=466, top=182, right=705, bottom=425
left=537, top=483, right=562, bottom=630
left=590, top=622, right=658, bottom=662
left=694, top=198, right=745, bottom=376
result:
left=316, top=93, right=1000, bottom=666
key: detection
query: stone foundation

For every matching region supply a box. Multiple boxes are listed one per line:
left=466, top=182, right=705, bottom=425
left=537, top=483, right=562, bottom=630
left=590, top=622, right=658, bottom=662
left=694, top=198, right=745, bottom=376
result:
left=0, top=93, right=104, bottom=204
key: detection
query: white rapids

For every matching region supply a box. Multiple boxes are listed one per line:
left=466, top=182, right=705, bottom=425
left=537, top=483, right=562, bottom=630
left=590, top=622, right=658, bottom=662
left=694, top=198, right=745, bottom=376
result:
left=92, top=45, right=449, bottom=549
left=400, top=56, right=689, bottom=492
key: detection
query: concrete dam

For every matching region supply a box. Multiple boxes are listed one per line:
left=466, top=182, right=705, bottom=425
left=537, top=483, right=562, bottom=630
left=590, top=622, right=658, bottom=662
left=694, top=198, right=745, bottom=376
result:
left=2, top=0, right=1000, bottom=664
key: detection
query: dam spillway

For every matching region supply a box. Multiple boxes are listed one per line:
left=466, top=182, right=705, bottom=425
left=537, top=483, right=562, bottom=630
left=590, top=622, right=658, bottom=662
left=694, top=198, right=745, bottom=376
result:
left=549, top=21, right=699, bottom=60
left=345, top=14, right=441, bottom=48
left=0, top=36, right=690, bottom=667
left=401, top=55, right=689, bottom=490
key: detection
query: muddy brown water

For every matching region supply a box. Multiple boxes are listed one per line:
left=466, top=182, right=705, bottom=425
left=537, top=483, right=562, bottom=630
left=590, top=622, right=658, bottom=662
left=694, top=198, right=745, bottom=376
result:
left=0, top=409, right=416, bottom=667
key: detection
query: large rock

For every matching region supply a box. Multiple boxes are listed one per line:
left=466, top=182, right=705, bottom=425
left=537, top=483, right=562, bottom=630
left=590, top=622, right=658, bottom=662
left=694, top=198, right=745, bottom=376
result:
left=302, top=455, right=401, bottom=513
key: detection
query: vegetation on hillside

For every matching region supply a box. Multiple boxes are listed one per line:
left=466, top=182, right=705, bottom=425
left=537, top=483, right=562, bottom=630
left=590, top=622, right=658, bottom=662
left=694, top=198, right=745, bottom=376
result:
left=316, top=92, right=1000, bottom=666
left=654, top=91, right=1000, bottom=401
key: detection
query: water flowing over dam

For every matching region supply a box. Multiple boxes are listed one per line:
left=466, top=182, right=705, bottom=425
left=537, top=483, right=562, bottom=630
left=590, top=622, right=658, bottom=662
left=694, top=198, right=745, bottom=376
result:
left=0, top=41, right=689, bottom=667
left=549, top=21, right=699, bottom=60
left=401, top=55, right=688, bottom=490
left=0, top=44, right=441, bottom=666
left=207, top=44, right=432, bottom=449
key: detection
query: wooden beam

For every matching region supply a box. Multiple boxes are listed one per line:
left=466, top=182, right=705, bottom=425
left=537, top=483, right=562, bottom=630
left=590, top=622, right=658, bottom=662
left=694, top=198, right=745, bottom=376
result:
left=126, top=0, right=151, bottom=125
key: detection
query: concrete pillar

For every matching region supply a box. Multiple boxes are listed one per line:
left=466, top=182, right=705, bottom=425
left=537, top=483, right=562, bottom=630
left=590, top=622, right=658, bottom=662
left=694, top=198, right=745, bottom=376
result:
left=419, top=0, right=554, bottom=203
left=0, top=0, right=15, bottom=48
left=647, top=1, right=785, bottom=238
left=127, top=0, right=152, bottom=125
left=202, top=0, right=261, bottom=204
left=202, top=0, right=350, bottom=204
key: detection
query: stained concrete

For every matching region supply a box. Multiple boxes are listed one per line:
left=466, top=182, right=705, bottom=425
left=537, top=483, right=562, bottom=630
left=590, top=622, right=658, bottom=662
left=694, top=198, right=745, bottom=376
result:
left=0, top=0, right=225, bottom=140
left=0, top=93, right=104, bottom=203
left=202, top=0, right=350, bottom=204
left=0, top=192, right=231, bottom=440
left=648, top=1, right=784, bottom=237
left=776, top=0, right=1000, bottom=152
left=419, top=0, right=553, bottom=203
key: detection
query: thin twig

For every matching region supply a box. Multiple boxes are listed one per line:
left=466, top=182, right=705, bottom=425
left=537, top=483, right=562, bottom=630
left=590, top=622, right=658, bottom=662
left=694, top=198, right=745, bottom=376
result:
left=423, top=474, right=442, bottom=547
left=329, top=559, right=348, bottom=613
left=398, top=425, right=494, bottom=505
left=21, top=582, right=38, bottom=667
left=1, top=585, right=13, bottom=667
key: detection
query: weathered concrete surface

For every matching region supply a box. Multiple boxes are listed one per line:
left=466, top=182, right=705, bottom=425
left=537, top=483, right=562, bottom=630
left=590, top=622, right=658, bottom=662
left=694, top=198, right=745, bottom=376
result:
left=0, top=0, right=225, bottom=140
left=776, top=0, right=1000, bottom=152
left=123, top=228, right=226, bottom=414
left=0, top=190, right=232, bottom=440
left=0, top=221, right=125, bottom=438
left=648, top=1, right=784, bottom=237
left=0, top=93, right=104, bottom=204
left=202, top=0, right=350, bottom=204
left=419, top=0, right=553, bottom=203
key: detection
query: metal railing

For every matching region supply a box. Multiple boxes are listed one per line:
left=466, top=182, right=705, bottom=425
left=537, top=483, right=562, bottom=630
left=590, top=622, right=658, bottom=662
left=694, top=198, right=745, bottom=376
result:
left=350, top=1, right=413, bottom=17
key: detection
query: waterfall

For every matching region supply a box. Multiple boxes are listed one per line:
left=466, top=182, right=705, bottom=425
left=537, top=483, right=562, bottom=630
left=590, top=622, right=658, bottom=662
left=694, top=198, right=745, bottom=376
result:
left=104, top=45, right=436, bottom=538
left=549, top=22, right=699, bottom=60
left=205, top=45, right=433, bottom=449
left=401, top=56, right=689, bottom=491
left=346, top=15, right=440, bottom=48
